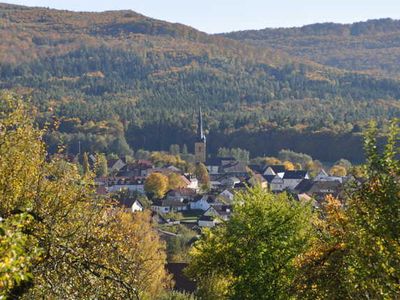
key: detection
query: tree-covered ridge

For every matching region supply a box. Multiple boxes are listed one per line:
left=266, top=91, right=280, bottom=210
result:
left=221, top=18, right=400, bottom=78
left=1, top=4, right=400, bottom=162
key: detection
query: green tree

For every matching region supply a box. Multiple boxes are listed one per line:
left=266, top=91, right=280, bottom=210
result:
left=0, top=213, right=40, bottom=299
left=345, top=120, right=400, bottom=298
left=187, top=187, right=314, bottom=299
left=294, top=120, right=400, bottom=299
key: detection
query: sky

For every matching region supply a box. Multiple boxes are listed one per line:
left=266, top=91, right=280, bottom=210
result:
left=2, top=0, right=400, bottom=33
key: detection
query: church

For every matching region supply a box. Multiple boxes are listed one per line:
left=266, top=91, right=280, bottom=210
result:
left=194, top=108, right=206, bottom=163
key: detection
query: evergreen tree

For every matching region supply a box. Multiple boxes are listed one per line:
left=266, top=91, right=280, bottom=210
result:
left=82, top=152, right=90, bottom=175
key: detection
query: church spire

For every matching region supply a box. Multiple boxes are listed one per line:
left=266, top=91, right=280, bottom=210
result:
left=197, top=107, right=205, bottom=142
left=195, top=107, right=206, bottom=163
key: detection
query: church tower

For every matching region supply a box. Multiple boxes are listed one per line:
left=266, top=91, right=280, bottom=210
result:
left=194, top=108, right=206, bottom=163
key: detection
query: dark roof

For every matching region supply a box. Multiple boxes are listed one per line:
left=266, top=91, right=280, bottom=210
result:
left=199, top=215, right=214, bottom=221
left=206, top=156, right=236, bottom=166
left=162, top=199, right=189, bottom=207
left=115, top=198, right=142, bottom=209
left=264, top=165, right=286, bottom=174
left=263, top=175, right=276, bottom=183
left=294, top=179, right=314, bottom=193
left=310, top=181, right=342, bottom=194
left=221, top=161, right=248, bottom=174
left=283, top=170, right=308, bottom=179
left=212, top=205, right=232, bottom=216
left=248, top=164, right=264, bottom=174
left=167, top=263, right=196, bottom=293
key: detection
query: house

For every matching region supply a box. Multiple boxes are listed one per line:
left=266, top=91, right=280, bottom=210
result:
left=166, top=188, right=197, bottom=201
left=107, top=178, right=145, bottom=194
left=151, top=200, right=170, bottom=214
left=263, top=165, right=285, bottom=178
left=270, top=175, right=285, bottom=192
left=183, top=175, right=199, bottom=190
left=270, top=170, right=309, bottom=192
left=190, top=195, right=217, bottom=211
left=313, top=169, right=344, bottom=183
left=220, top=161, right=249, bottom=177
left=203, top=205, right=232, bottom=221
left=198, top=215, right=216, bottom=227
left=219, top=189, right=235, bottom=203
left=293, top=179, right=314, bottom=194
left=294, top=180, right=343, bottom=200
left=108, top=158, right=126, bottom=174
left=308, top=181, right=343, bottom=199
left=248, top=164, right=265, bottom=174
left=167, top=165, right=182, bottom=173
left=116, top=198, right=144, bottom=213
left=151, top=198, right=189, bottom=213
left=220, top=176, right=241, bottom=188
left=247, top=174, right=268, bottom=189
left=282, top=170, right=310, bottom=190
left=206, top=157, right=236, bottom=175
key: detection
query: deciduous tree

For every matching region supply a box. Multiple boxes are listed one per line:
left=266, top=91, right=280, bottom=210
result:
left=145, top=172, right=169, bottom=198
left=187, top=187, right=314, bottom=299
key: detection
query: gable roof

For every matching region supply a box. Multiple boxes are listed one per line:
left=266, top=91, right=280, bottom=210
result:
left=248, top=164, right=264, bottom=174
left=263, top=175, right=276, bottom=183
left=221, top=161, right=248, bottom=174
left=115, top=198, right=143, bottom=209
left=264, top=165, right=286, bottom=174
left=162, top=198, right=189, bottom=207
left=199, top=215, right=214, bottom=222
left=294, top=179, right=314, bottom=193
left=283, top=170, right=308, bottom=179
left=316, top=169, right=329, bottom=177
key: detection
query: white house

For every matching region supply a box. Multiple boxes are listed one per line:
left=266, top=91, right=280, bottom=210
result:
left=131, top=200, right=144, bottom=212
left=117, top=199, right=144, bottom=213
left=190, top=195, right=217, bottom=211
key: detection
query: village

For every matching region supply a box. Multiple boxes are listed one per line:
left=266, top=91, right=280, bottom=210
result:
left=93, top=110, right=351, bottom=230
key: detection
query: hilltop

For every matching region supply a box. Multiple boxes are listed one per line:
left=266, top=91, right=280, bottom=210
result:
left=0, top=4, right=399, bottom=162
left=220, top=18, right=400, bottom=78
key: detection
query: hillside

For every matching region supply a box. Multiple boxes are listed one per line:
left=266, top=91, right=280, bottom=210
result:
left=221, top=18, right=400, bottom=78
left=1, top=3, right=400, bottom=162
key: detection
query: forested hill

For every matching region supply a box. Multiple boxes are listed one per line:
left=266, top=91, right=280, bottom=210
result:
left=1, top=3, right=400, bottom=162
left=220, top=18, right=400, bottom=78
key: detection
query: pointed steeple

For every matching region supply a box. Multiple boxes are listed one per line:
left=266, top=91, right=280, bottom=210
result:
left=197, top=108, right=206, bottom=142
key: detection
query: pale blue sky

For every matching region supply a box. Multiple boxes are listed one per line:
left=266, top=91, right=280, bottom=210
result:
left=2, top=0, right=400, bottom=33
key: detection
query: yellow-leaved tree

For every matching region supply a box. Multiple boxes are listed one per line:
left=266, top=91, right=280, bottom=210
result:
left=0, top=93, right=170, bottom=299
left=145, top=172, right=169, bottom=198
